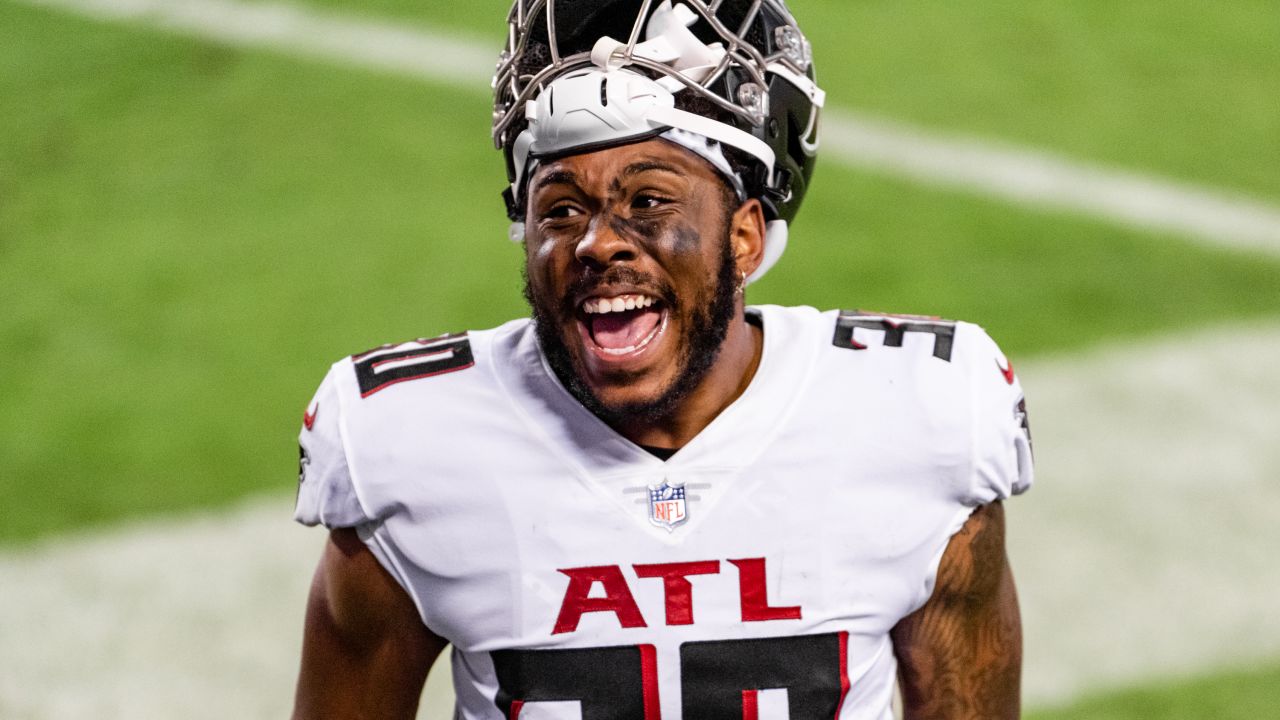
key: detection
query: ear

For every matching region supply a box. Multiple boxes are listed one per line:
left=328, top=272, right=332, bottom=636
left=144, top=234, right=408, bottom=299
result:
left=729, top=198, right=768, bottom=280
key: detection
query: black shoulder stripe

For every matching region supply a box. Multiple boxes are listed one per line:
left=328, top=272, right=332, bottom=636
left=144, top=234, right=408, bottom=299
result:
left=352, top=334, right=474, bottom=397
left=833, top=310, right=956, bottom=362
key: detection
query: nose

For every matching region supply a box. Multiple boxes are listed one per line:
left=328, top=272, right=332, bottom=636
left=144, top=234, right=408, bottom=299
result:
left=574, top=216, right=637, bottom=271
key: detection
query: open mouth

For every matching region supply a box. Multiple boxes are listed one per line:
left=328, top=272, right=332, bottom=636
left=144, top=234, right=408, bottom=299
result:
left=579, top=293, right=668, bottom=358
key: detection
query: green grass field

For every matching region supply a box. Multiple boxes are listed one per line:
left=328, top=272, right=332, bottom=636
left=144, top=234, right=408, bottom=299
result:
left=1026, top=661, right=1280, bottom=720
left=3, top=0, right=1279, bottom=714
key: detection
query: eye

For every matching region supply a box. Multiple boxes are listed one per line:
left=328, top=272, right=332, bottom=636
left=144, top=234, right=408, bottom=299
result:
left=631, top=193, right=672, bottom=211
left=542, top=203, right=584, bottom=221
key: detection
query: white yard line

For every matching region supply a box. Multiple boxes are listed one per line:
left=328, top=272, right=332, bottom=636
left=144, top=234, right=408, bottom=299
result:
left=16, top=0, right=496, bottom=85
left=2, top=324, right=1280, bottom=716
left=821, top=116, right=1280, bottom=256
left=14, top=0, right=1280, bottom=256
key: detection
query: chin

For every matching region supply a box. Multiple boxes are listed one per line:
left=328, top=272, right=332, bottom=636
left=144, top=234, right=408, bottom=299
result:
left=565, top=331, right=687, bottom=423
left=585, top=374, right=681, bottom=420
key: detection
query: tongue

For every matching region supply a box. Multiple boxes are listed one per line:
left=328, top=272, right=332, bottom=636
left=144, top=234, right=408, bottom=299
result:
left=590, top=308, right=661, bottom=350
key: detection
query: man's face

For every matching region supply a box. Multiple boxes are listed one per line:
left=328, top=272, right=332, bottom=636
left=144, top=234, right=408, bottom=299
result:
left=522, top=139, right=740, bottom=424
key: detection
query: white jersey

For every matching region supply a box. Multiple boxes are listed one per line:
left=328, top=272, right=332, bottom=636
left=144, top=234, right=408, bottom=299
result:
left=295, top=304, right=1033, bottom=719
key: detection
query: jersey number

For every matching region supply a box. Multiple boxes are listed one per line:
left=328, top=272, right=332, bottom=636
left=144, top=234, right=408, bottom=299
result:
left=833, top=310, right=955, bottom=362
left=351, top=334, right=473, bottom=397
left=492, top=632, right=849, bottom=719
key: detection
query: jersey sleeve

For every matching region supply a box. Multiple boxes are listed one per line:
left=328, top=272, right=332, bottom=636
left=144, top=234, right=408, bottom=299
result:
left=963, top=323, right=1035, bottom=505
left=294, top=363, right=372, bottom=528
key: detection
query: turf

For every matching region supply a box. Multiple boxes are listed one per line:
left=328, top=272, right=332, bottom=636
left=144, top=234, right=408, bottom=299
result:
left=0, top=3, right=518, bottom=543
left=262, top=0, right=1280, bottom=202
left=1026, top=662, right=1280, bottom=720
left=4, top=2, right=1280, bottom=544
left=761, top=164, right=1280, bottom=356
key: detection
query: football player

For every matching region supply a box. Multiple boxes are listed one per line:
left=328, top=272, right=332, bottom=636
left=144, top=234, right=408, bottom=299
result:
left=292, top=1, right=1034, bottom=718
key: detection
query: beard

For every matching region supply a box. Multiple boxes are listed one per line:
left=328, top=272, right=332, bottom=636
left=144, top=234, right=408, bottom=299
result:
left=524, top=235, right=739, bottom=428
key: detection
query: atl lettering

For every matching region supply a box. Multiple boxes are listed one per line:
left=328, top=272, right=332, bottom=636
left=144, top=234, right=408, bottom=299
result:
left=553, top=557, right=802, bottom=635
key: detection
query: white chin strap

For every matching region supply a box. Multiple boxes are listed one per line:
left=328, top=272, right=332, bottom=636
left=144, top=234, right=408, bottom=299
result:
left=506, top=0, right=789, bottom=284
left=753, top=221, right=788, bottom=284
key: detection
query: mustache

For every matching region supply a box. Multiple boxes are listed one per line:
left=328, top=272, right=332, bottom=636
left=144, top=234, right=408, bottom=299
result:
left=558, top=267, right=677, bottom=318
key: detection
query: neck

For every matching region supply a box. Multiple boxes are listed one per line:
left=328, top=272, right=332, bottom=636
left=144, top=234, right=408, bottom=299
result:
left=613, top=303, right=763, bottom=449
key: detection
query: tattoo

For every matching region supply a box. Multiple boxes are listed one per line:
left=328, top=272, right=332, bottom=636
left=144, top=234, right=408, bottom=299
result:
left=892, top=502, right=1022, bottom=719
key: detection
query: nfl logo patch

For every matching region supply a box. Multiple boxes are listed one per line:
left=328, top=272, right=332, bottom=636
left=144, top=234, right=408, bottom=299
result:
left=648, top=481, right=688, bottom=531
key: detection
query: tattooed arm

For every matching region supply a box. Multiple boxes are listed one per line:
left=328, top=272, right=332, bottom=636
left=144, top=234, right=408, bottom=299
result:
left=891, top=501, right=1022, bottom=719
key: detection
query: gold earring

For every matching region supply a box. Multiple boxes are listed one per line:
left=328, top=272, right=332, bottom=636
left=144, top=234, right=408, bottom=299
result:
left=736, top=270, right=747, bottom=295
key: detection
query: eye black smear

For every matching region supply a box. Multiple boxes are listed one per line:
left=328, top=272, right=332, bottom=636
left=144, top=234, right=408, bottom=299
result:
left=671, top=223, right=702, bottom=253
left=608, top=215, right=660, bottom=245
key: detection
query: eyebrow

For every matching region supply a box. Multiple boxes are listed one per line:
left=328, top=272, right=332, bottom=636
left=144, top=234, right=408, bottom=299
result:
left=622, top=161, right=682, bottom=177
left=533, top=161, right=681, bottom=193
left=534, top=170, right=580, bottom=191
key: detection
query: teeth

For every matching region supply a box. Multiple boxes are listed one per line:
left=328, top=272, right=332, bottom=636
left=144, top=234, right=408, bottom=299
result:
left=582, top=294, right=658, bottom=315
